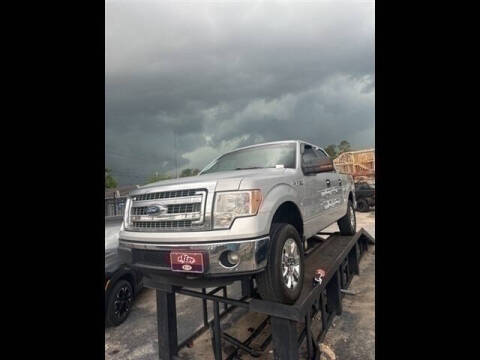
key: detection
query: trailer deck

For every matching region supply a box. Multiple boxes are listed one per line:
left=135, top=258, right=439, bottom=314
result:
left=144, top=228, right=375, bottom=360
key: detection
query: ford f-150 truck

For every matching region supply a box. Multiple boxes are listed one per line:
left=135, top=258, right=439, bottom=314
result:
left=118, top=140, right=356, bottom=304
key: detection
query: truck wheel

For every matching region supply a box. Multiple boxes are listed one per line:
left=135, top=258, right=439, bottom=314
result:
left=106, top=280, right=134, bottom=327
left=356, top=198, right=369, bottom=212
left=256, top=223, right=304, bottom=304
left=338, top=200, right=356, bottom=235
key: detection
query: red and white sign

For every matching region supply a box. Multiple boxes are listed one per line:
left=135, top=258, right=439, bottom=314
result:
left=170, top=252, right=205, bottom=273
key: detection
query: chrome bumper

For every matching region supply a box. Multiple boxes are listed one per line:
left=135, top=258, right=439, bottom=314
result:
left=118, top=236, right=270, bottom=275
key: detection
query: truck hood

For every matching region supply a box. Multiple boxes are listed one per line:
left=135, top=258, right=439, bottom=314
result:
left=133, top=168, right=293, bottom=193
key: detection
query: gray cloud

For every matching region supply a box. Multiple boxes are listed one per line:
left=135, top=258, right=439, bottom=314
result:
left=106, top=0, right=375, bottom=185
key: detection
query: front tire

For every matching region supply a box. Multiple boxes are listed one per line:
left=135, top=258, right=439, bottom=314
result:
left=106, top=279, right=134, bottom=327
left=338, top=200, right=356, bottom=235
left=257, top=223, right=304, bottom=304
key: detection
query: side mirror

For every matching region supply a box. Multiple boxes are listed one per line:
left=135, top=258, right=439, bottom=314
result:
left=302, top=157, right=334, bottom=175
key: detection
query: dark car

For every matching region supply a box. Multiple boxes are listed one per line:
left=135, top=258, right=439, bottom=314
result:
left=354, top=182, right=375, bottom=212
left=105, top=248, right=143, bottom=327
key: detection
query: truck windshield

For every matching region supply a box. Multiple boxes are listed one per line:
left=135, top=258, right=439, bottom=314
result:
left=201, top=143, right=296, bottom=175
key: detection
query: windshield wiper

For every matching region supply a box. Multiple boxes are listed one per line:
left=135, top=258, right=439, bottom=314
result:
left=234, top=166, right=278, bottom=171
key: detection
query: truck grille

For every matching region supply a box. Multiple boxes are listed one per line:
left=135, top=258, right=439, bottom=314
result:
left=131, top=203, right=201, bottom=215
left=126, top=188, right=207, bottom=232
left=134, top=189, right=197, bottom=201
left=132, top=220, right=193, bottom=229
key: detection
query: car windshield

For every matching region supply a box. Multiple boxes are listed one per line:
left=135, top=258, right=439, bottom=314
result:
left=201, top=143, right=296, bottom=175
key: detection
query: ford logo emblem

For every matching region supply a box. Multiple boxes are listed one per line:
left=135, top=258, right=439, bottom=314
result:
left=146, top=205, right=168, bottom=215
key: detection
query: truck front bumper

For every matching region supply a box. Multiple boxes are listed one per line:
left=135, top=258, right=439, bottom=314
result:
left=118, top=235, right=270, bottom=278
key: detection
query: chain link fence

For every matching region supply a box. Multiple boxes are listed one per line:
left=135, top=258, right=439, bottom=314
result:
left=105, top=197, right=127, bottom=217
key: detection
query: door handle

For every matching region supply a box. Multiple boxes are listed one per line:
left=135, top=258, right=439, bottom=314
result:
left=338, top=179, right=342, bottom=186
left=326, top=179, right=331, bottom=187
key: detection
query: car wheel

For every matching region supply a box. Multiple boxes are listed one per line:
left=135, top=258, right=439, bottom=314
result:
left=256, top=223, right=304, bottom=304
left=338, top=200, right=356, bottom=235
left=106, top=279, right=134, bottom=327
left=356, top=198, right=369, bottom=212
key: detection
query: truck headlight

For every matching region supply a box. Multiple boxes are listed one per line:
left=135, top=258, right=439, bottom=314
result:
left=213, top=190, right=262, bottom=229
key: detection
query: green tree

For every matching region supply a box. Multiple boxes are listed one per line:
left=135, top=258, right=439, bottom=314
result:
left=105, top=168, right=118, bottom=189
left=146, top=172, right=172, bottom=184
left=338, top=140, right=351, bottom=154
left=180, top=168, right=200, bottom=177
left=324, top=144, right=338, bottom=158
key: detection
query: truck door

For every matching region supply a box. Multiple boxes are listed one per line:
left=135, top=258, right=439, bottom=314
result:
left=301, top=145, right=331, bottom=234
left=301, top=146, right=322, bottom=222
left=314, top=148, right=344, bottom=221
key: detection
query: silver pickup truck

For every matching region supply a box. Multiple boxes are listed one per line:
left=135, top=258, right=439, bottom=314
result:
left=118, top=140, right=356, bottom=304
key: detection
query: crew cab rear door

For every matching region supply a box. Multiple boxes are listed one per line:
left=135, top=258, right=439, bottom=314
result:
left=301, top=146, right=325, bottom=222
left=300, top=144, right=333, bottom=233
left=314, top=148, right=345, bottom=220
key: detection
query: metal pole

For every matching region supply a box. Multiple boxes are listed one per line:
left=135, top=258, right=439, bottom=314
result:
left=202, top=288, right=209, bottom=328
left=156, top=290, right=178, bottom=360
left=271, top=317, right=299, bottom=360
left=211, top=301, right=222, bottom=360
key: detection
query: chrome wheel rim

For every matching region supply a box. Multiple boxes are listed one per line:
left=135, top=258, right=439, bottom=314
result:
left=350, top=204, right=356, bottom=230
left=281, top=238, right=301, bottom=290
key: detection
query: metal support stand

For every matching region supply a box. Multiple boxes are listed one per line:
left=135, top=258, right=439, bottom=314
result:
left=149, top=229, right=374, bottom=360
left=211, top=301, right=223, bottom=360
left=271, top=317, right=299, bottom=360
left=156, top=290, right=178, bottom=360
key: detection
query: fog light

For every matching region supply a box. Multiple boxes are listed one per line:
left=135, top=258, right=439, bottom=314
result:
left=220, top=250, right=240, bottom=268
left=227, top=252, right=239, bottom=265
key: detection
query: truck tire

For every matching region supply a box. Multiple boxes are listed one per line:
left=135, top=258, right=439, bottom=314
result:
left=256, top=223, right=304, bottom=304
left=106, top=279, right=134, bottom=327
left=356, top=198, right=369, bottom=212
left=338, top=200, right=356, bottom=235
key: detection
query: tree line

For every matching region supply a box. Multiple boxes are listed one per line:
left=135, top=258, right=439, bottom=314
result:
left=323, top=140, right=351, bottom=158
left=104, top=167, right=201, bottom=189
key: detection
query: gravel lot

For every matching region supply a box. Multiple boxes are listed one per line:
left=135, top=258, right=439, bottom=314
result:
left=105, top=211, right=375, bottom=360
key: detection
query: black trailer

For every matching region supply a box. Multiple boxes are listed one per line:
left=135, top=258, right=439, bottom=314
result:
left=145, top=228, right=374, bottom=360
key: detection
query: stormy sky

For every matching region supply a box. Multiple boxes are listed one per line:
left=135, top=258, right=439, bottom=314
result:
left=106, top=0, right=375, bottom=185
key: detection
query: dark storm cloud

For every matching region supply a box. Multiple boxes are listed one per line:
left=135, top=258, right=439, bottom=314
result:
left=106, top=0, right=375, bottom=185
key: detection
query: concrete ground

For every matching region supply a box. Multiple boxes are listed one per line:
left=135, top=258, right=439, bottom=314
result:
left=105, top=211, right=375, bottom=360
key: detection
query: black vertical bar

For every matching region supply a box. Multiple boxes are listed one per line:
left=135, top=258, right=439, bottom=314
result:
left=222, top=286, right=228, bottom=311
left=360, top=236, right=368, bottom=254
left=202, top=288, right=208, bottom=327
left=319, top=291, right=327, bottom=331
left=326, top=270, right=342, bottom=316
left=305, top=312, right=313, bottom=359
left=340, top=261, right=347, bottom=289
left=271, top=317, right=299, bottom=360
left=350, top=242, right=360, bottom=275
left=211, top=301, right=222, bottom=360
left=241, top=277, right=252, bottom=298
left=156, top=290, right=178, bottom=360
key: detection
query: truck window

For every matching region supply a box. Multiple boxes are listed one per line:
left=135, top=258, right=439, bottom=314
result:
left=302, top=147, right=317, bottom=163
left=201, top=143, right=296, bottom=174
left=314, top=148, right=329, bottom=160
